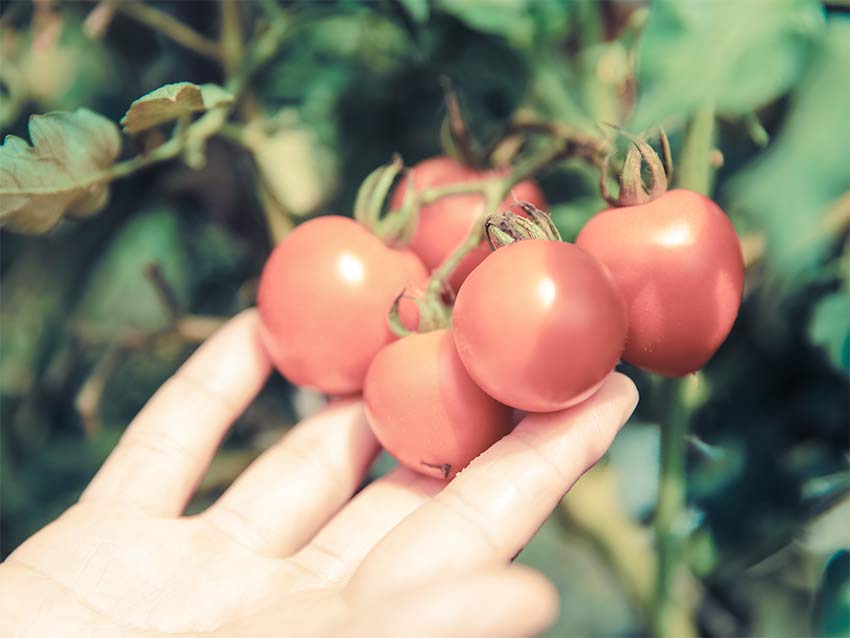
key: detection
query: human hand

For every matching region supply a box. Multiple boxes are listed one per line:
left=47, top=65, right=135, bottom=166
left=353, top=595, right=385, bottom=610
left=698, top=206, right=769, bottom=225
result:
left=0, top=310, right=638, bottom=637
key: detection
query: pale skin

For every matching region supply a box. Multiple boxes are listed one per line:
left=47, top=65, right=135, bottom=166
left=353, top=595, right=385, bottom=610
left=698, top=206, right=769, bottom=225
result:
left=0, top=309, right=638, bottom=637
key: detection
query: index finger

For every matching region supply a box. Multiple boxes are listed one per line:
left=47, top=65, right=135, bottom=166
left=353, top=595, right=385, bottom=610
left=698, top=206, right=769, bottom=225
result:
left=81, top=309, right=272, bottom=516
left=347, top=372, right=638, bottom=600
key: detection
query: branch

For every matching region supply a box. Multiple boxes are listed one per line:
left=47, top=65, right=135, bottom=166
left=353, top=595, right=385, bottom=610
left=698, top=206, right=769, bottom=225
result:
left=440, top=76, right=481, bottom=169
left=144, top=262, right=181, bottom=323
left=423, top=138, right=588, bottom=298
left=219, top=0, right=244, bottom=76
left=109, top=1, right=222, bottom=61
left=75, top=345, right=123, bottom=435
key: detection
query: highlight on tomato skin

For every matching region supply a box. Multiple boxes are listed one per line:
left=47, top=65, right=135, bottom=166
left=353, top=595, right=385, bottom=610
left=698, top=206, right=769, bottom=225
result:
left=363, top=328, right=514, bottom=480
left=257, top=215, right=427, bottom=395
left=575, top=189, right=745, bottom=377
left=452, top=239, right=628, bottom=413
left=390, top=155, right=547, bottom=294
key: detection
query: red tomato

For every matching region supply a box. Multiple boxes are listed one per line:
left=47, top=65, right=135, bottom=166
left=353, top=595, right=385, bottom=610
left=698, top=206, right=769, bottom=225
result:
left=364, top=329, right=513, bottom=479
left=452, top=240, right=627, bottom=413
left=391, top=156, right=547, bottom=293
left=258, top=216, right=427, bottom=394
left=575, top=189, right=744, bottom=376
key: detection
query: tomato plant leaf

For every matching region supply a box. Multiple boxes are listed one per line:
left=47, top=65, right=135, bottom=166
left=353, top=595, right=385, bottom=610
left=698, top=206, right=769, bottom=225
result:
left=246, top=124, right=336, bottom=217
left=630, top=0, right=824, bottom=129
left=811, top=549, right=850, bottom=638
left=725, top=21, right=850, bottom=282
left=809, top=289, right=850, bottom=374
left=75, top=206, right=191, bottom=337
left=0, top=108, right=121, bottom=234
left=434, top=0, right=568, bottom=47
left=120, top=82, right=233, bottom=134
left=397, top=0, right=429, bottom=24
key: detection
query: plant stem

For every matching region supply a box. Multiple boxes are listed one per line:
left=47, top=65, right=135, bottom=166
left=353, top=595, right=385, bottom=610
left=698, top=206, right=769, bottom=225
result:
left=424, top=140, right=576, bottom=297
left=677, top=102, right=716, bottom=195
left=109, top=1, right=222, bottom=61
left=425, top=182, right=503, bottom=297
left=440, top=76, right=481, bottom=169
left=419, top=180, right=501, bottom=205
left=653, top=376, right=701, bottom=638
left=219, top=0, right=244, bottom=77
left=7, top=12, right=296, bottom=198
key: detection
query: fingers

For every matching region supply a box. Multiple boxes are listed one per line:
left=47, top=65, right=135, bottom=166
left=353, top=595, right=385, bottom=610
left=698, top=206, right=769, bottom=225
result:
left=292, top=467, right=443, bottom=586
left=81, top=310, right=271, bottom=516
left=202, top=400, right=380, bottom=557
left=348, top=373, right=638, bottom=599
left=341, top=565, right=559, bottom=638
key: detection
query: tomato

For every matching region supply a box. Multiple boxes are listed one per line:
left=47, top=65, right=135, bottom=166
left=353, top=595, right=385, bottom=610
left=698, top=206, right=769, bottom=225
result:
left=363, top=329, right=513, bottom=479
left=391, top=156, right=547, bottom=294
left=575, top=189, right=744, bottom=376
left=258, top=216, right=427, bottom=394
left=452, top=240, right=627, bottom=413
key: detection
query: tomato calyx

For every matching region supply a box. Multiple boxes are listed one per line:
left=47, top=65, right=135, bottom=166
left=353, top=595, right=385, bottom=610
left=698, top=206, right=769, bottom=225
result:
left=387, top=287, right=452, bottom=338
left=484, top=201, right=561, bottom=250
left=601, top=126, right=673, bottom=208
left=354, top=155, right=420, bottom=247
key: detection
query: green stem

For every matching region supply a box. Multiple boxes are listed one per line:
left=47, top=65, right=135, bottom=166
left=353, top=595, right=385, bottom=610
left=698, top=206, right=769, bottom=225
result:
left=426, top=183, right=502, bottom=297
left=676, top=102, right=716, bottom=195
left=219, top=0, right=244, bottom=77
left=2, top=13, right=295, bottom=198
left=109, top=1, right=222, bottom=61
left=653, top=376, right=701, bottom=638
left=419, top=180, right=500, bottom=205
left=440, top=76, right=481, bottom=169
left=424, top=140, right=573, bottom=297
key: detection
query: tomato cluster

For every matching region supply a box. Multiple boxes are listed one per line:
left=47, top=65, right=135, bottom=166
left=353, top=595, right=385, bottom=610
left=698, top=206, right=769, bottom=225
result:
left=258, top=155, right=744, bottom=480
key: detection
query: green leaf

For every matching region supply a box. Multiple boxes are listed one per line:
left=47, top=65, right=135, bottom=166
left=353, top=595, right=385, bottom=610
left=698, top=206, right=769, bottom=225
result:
left=812, top=550, right=850, bottom=638
left=436, top=0, right=530, bottom=37
left=120, top=82, right=233, bottom=134
left=246, top=124, right=337, bottom=217
left=434, top=0, right=568, bottom=47
left=726, top=21, right=850, bottom=282
left=809, top=289, right=850, bottom=373
left=630, top=0, right=824, bottom=129
left=75, top=206, right=190, bottom=337
left=18, top=16, right=117, bottom=113
left=397, top=0, right=429, bottom=23
left=0, top=109, right=121, bottom=234
left=0, top=233, right=97, bottom=396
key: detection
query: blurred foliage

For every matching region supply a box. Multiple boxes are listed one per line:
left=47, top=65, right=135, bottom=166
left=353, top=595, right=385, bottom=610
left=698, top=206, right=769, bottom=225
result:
left=1, top=1, right=848, bottom=636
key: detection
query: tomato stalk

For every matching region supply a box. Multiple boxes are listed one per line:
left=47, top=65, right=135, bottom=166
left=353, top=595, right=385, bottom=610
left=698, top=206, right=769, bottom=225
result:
left=676, top=102, right=716, bottom=196
left=387, top=289, right=452, bottom=337
left=652, top=104, right=716, bottom=638
left=439, top=76, right=483, bottom=170
left=424, top=139, right=579, bottom=299
left=652, top=376, right=702, bottom=638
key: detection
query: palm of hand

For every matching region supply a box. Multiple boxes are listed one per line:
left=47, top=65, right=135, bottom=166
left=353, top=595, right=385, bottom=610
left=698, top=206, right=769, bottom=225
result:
left=5, top=502, right=350, bottom=636
left=1, top=311, right=637, bottom=638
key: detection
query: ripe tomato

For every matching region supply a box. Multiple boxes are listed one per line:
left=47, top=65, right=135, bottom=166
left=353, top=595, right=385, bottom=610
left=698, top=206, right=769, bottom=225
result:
left=391, top=156, right=547, bottom=293
left=452, top=240, right=627, bottom=413
left=363, top=329, right=513, bottom=479
left=258, top=216, right=427, bottom=394
left=575, top=189, right=744, bottom=376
